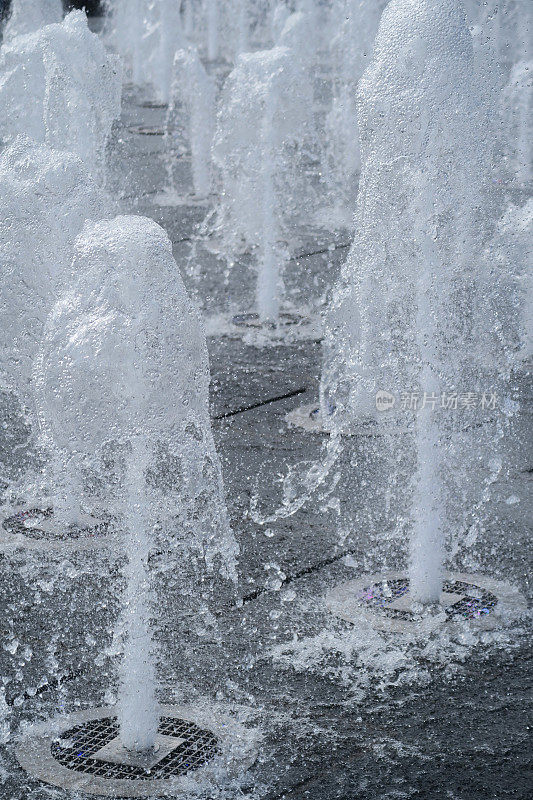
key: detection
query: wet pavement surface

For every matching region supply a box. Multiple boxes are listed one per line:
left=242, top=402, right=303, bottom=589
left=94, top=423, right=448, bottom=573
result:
left=0, top=79, right=531, bottom=800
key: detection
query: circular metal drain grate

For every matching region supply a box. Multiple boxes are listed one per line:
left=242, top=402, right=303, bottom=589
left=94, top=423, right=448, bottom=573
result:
left=232, top=311, right=308, bottom=330
left=325, top=571, right=526, bottom=633
left=51, top=715, right=218, bottom=780
left=359, top=577, right=498, bottom=621
left=3, top=507, right=110, bottom=541
left=16, top=705, right=257, bottom=797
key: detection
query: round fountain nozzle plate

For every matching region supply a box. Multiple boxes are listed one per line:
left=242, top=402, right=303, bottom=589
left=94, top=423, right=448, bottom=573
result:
left=1, top=506, right=114, bottom=552
left=326, top=572, right=528, bottom=633
left=16, top=704, right=256, bottom=797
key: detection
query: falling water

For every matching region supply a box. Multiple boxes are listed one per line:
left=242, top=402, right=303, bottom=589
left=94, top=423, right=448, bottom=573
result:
left=36, top=215, right=238, bottom=750
left=257, top=88, right=281, bottom=322
left=2, top=0, right=63, bottom=41
left=206, top=0, right=219, bottom=60
left=212, top=46, right=315, bottom=318
left=322, top=0, right=502, bottom=604
left=236, top=0, right=248, bottom=55
left=168, top=47, right=216, bottom=198
left=0, top=11, right=122, bottom=185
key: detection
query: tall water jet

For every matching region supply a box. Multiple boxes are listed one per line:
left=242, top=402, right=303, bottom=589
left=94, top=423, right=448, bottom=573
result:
left=236, top=0, right=249, bottom=55
left=0, top=11, right=122, bottom=184
left=184, top=0, right=195, bottom=37
left=205, top=0, right=218, bottom=60
left=0, top=135, right=103, bottom=513
left=322, top=0, right=384, bottom=224
left=321, top=0, right=508, bottom=604
left=212, top=46, right=315, bottom=325
left=148, top=0, right=187, bottom=103
left=501, top=59, right=532, bottom=184
left=271, top=1, right=290, bottom=43
left=1, top=0, right=62, bottom=42
left=167, top=46, right=216, bottom=198
left=35, top=216, right=239, bottom=757
left=105, top=0, right=149, bottom=86
left=278, top=9, right=316, bottom=71
left=492, top=199, right=533, bottom=362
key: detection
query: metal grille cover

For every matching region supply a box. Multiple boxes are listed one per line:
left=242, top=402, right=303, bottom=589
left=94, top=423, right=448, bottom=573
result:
left=359, top=578, right=498, bottom=620
left=50, top=715, right=218, bottom=780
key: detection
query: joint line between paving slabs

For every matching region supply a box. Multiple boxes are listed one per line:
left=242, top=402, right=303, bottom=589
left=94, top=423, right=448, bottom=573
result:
left=6, top=668, right=84, bottom=707
left=213, top=387, right=307, bottom=420
left=241, top=548, right=356, bottom=605
left=288, top=241, right=351, bottom=263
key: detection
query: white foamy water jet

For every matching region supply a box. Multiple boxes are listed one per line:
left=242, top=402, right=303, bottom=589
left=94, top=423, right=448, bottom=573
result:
left=491, top=200, right=533, bottom=362
left=107, top=0, right=187, bottom=100
left=278, top=10, right=315, bottom=69
left=37, top=216, right=238, bottom=745
left=205, top=0, right=219, bottom=60
left=1, top=0, right=62, bottom=42
left=105, top=0, right=149, bottom=85
left=166, top=46, right=216, bottom=198
left=271, top=2, right=290, bottom=43
left=0, top=11, right=122, bottom=184
left=0, top=136, right=104, bottom=517
left=235, top=0, right=249, bottom=55
left=184, top=0, right=195, bottom=38
left=500, top=60, right=532, bottom=183
left=212, top=45, right=315, bottom=320
left=322, top=0, right=384, bottom=225
left=0, top=134, right=103, bottom=419
left=148, top=0, right=187, bottom=103
left=320, top=0, right=518, bottom=604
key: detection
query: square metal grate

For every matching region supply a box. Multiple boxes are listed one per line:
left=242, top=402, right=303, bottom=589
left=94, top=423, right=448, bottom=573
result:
left=50, top=716, right=219, bottom=780
left=358, top=578, right=497, bottom=620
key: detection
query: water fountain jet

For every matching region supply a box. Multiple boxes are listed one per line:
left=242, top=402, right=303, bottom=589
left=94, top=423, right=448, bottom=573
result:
left=0, top=11, right=122, bottom=184
left=15, top=216, right=253, bottom=794
left=311, top=0, right=525, bottom=622
left=164, top=46, right=216, bottom=200
left=0, top=135, right=105, bottom=538
left=212, top=45, right=316, bottom=334
left=1, top=0, right=63, bottom=42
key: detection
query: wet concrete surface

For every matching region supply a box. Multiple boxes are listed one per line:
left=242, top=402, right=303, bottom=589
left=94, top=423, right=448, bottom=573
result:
left=0, top=79, right=531, bottom=800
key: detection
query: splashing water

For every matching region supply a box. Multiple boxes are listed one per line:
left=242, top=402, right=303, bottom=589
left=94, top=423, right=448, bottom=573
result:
left=205, top=0, right=219, bottom=60
left=149, top=0, right=187, bottom=104
left=36, top=215, right=238, bottom=748
left=212, top=45, right=315, bottom=319
left=321, top=0, right=518, bottom=603
left=1, top=0, right=63, bottom=42
left=167, top=47, right=216, bottom=198
left=105, top=0, right=148, bottom=86
left=500, top=60, right=532, bottom=184
left=0, top=136, right=104, bottom=506
left=0, top=11, right=122, bottom=184
left=322, top=0, right=385, bottom=223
